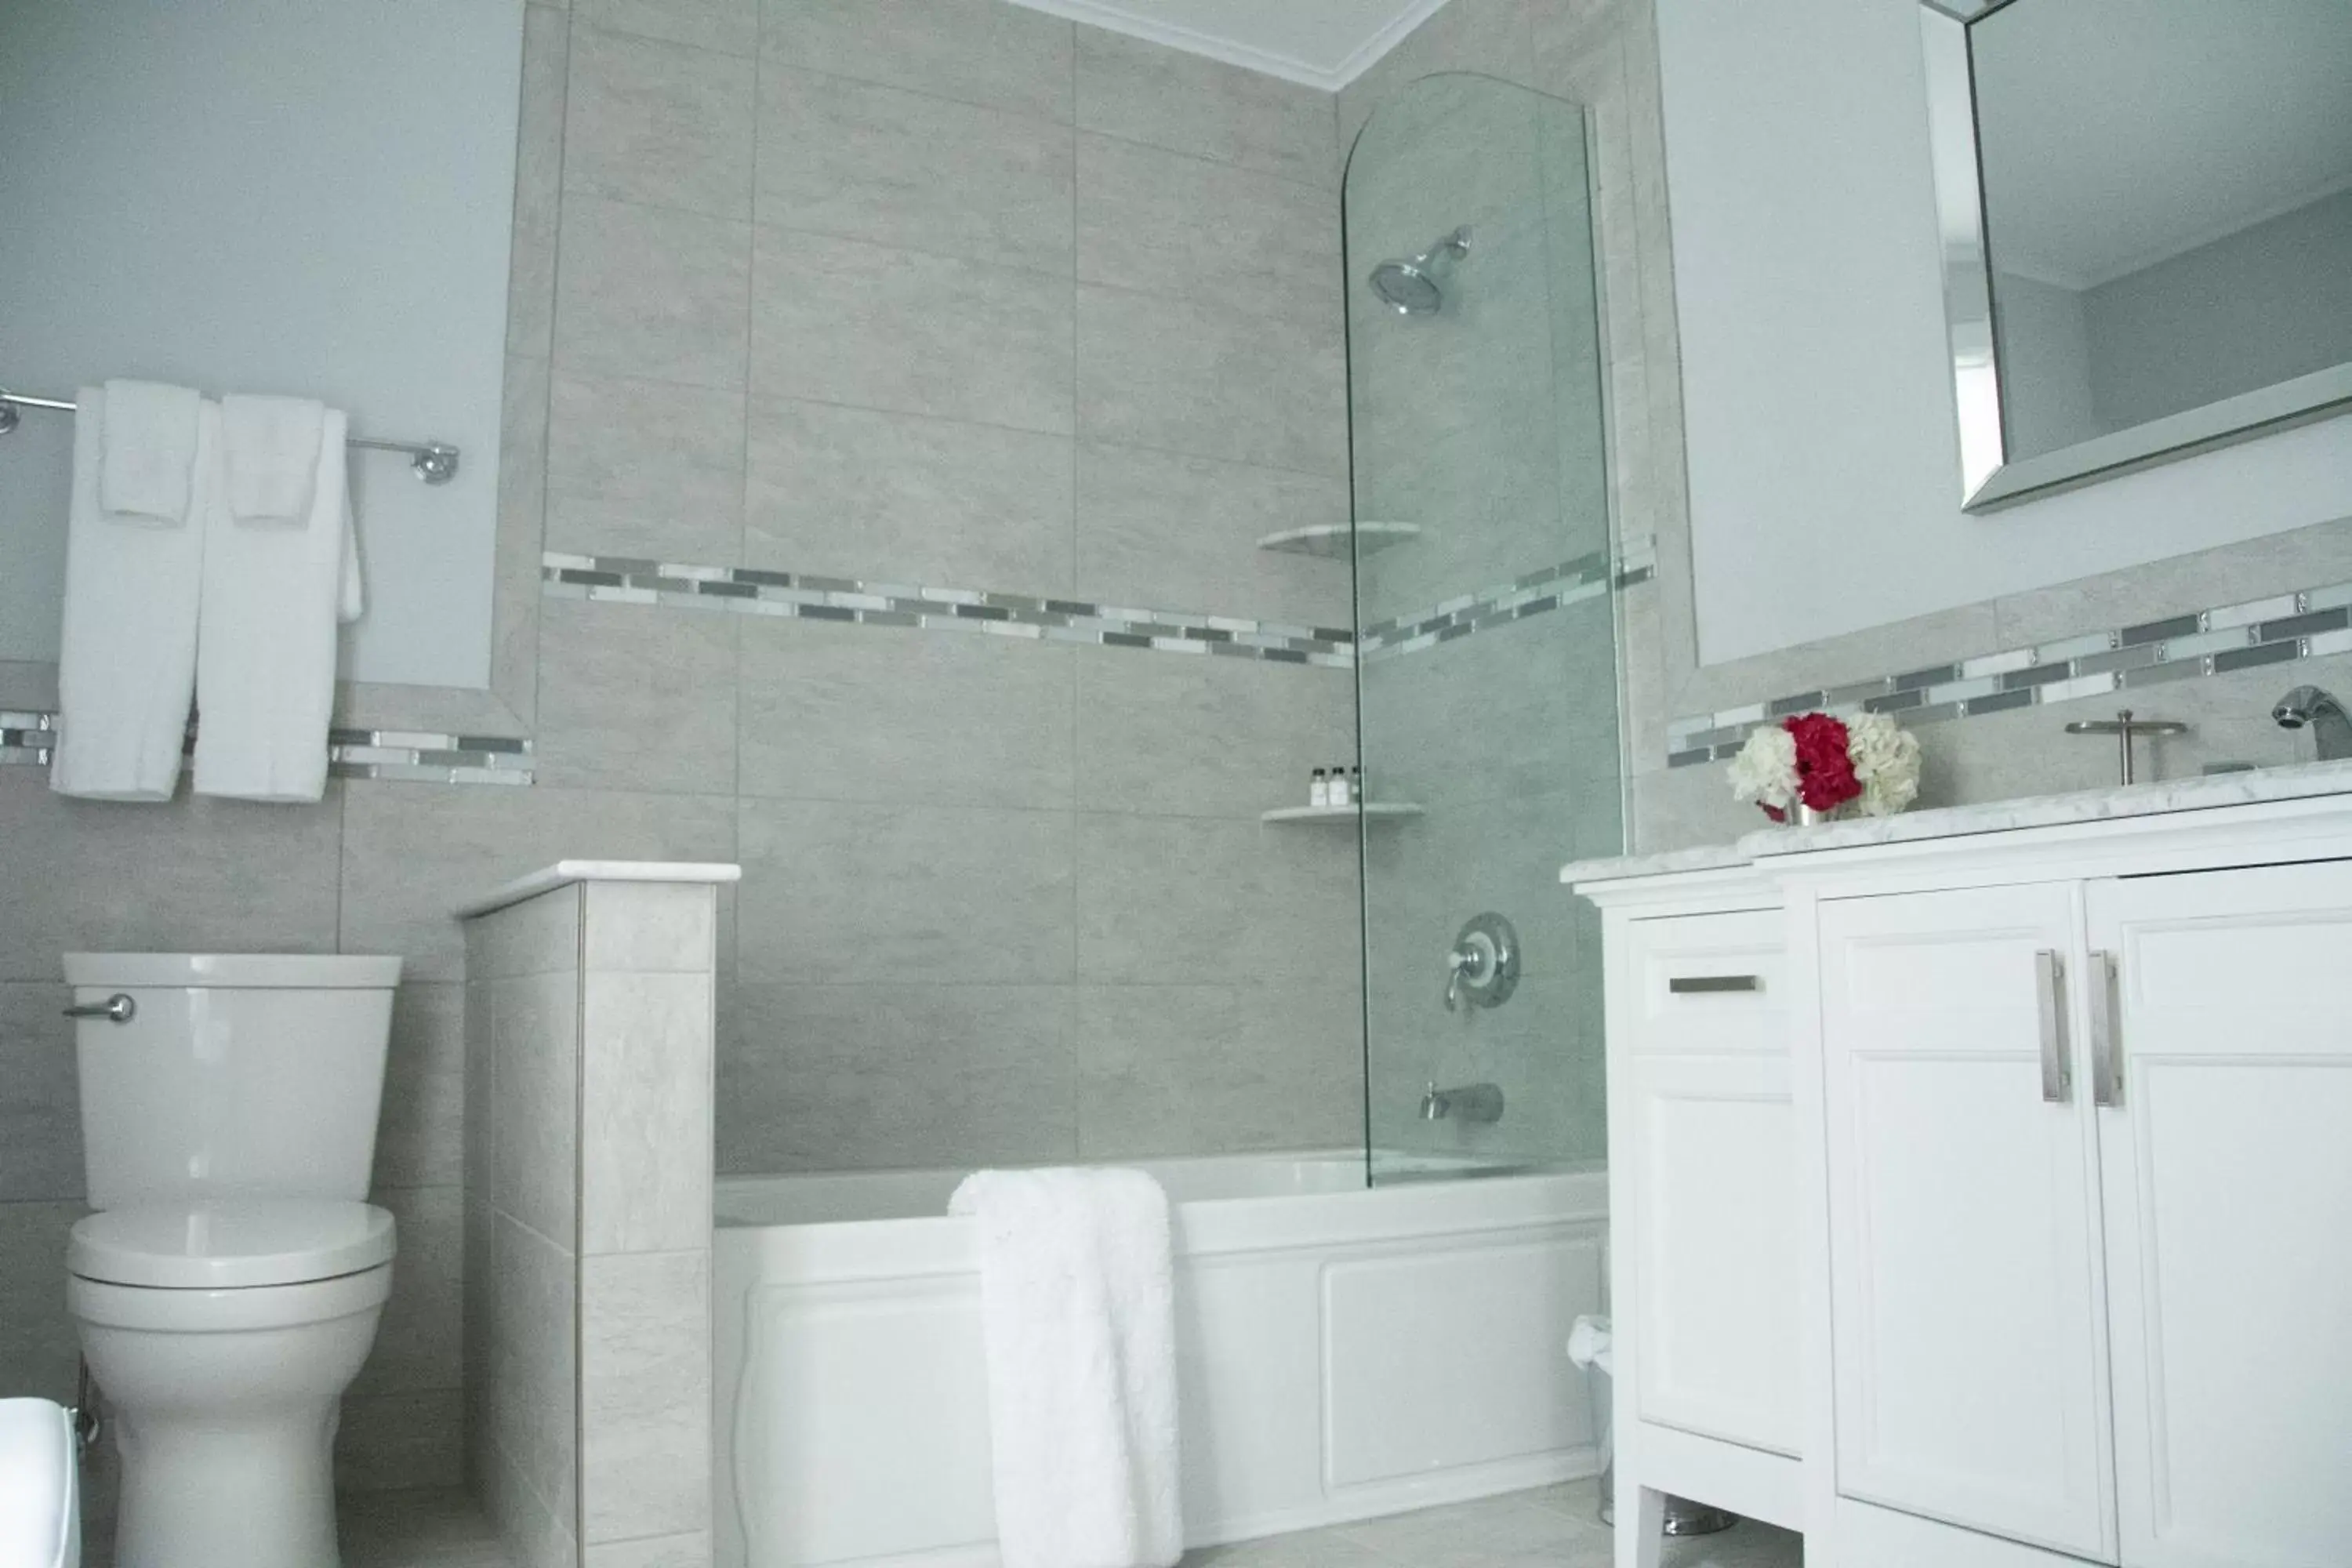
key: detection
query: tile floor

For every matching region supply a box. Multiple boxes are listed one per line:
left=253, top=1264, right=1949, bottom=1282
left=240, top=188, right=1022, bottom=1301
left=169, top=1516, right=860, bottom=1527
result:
left=338, top=1490, right=514, bottom=1568
left=1182, top=1481, right=1803, bottom=1568
left=238, top=1479, right=1805, bottom=1568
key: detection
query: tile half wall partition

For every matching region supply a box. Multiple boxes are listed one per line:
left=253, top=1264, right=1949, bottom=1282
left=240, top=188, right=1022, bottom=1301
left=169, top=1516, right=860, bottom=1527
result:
left=461, top=867, right=729, bottom=1568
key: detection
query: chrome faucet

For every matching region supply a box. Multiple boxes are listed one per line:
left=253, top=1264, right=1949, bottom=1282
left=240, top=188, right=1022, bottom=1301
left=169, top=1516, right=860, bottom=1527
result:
left=2273, top=685, right=2352, bottom=760
left=1443, top=914, right=1520, bottom=1011
left=1420, top=1081, right=1504, bottom=1123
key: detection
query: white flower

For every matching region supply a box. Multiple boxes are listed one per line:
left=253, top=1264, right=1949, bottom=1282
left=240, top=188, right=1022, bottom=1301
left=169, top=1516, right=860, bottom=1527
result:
left=1847, top=711, right=1922, bottom=817
left=1727, top=724, right=1798, bottom=814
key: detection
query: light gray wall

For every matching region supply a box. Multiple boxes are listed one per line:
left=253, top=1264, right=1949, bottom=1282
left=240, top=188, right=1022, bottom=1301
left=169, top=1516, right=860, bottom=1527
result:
left=1654, top=0, right=2352, bottom=666
left=0, top=0, right=1365, bottom=1501
left=0, top=0, right=521, bottom=689
left=2085, top=184, right=2352, bottom=434
left=1992, top=268, right=2100, bottom=457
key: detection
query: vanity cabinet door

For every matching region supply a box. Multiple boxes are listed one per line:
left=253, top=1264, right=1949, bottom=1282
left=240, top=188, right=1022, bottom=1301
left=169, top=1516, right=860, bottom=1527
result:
left=2089, top=862, right=2352, bottom=1568
left=1621, top=909, right=1798, bottom=1456
left=1818, top=884, right=2118, bottom=1563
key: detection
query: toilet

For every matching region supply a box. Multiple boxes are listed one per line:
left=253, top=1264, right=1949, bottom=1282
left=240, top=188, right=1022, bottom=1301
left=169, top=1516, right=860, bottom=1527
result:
left=62, top=952, right=402, bottom=1568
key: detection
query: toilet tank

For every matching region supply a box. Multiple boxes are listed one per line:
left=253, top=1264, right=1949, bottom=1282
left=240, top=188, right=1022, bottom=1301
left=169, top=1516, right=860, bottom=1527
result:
left=64, top=953, right=403, bottom=1210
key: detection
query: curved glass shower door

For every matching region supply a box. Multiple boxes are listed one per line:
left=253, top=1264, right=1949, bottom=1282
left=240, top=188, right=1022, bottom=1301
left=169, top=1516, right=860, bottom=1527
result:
left=1345, top=74, right=1624, bottom=1186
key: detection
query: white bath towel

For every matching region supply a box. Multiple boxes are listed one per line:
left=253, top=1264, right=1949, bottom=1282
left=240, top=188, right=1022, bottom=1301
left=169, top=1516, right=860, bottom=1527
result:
left=191, top=406, right=361, bottom=802
left=96, top=378, right=202, bottom=524
left=0, top=1398, right=79, bottom=1568
left=49, top=387, right=210, bottom=800
left=948, top=1168, right=1182, bottom=1568
left=220, top=394, right=325, bottom=524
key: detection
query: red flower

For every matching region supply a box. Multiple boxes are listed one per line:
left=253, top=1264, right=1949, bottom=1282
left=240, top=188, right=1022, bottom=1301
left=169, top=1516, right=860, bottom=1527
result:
left=1784, top=713, right=1861, bottom=812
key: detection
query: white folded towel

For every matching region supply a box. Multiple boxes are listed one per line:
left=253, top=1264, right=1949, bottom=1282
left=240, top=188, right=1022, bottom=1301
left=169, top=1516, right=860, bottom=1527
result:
left=50, top=387, right=209, bottom=801
left=948, top=1168, right=1182, bottom=1568
left=0, top=1399, right=79, bottom=1568
left=96, top=378, right=202, bottom=524
left=191, top=406, right=361, bottom=802
left=221, top=394, right=325, bottom=524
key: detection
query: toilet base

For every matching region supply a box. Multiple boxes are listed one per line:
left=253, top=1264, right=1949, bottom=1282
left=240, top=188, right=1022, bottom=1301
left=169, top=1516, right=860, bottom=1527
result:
left=70, top=1263, right=393, bottom=1568
left=111, top=1403, right=343, bottom=1568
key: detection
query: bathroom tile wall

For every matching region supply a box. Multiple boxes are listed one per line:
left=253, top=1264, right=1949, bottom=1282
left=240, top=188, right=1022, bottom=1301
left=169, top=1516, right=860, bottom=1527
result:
left=464, top=888, right=584, bottom=1568
left=506, top=0, right=1364, bottom=1178
left=463, top=879, right=719, bottom=1568
left=0, top=0, right=1363, bottom=1495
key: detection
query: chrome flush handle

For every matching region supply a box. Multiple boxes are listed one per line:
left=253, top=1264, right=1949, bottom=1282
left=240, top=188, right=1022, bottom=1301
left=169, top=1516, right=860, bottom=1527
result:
left=63, top=993, right=136, bottom=1023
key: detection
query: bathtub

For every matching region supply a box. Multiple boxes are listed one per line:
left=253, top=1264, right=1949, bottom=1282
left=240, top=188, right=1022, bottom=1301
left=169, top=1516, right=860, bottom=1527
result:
left=714, top=1151, right=1609, bottom=1568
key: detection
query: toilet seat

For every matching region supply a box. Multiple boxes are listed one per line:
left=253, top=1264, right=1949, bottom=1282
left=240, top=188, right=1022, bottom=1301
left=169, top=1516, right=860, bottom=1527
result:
left=68, top=1200, right=394, bottom=1290
left=68, top=1261, right=392, bottom=1333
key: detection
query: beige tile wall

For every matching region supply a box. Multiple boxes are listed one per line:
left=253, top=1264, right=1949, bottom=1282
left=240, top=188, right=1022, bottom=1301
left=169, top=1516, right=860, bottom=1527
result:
left=463, top=877, right=720, bottom=1568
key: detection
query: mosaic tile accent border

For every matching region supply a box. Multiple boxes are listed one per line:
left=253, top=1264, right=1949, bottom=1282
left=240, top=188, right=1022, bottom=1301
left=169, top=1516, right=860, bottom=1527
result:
left=0, top=712, right=532, bottom=787
left=544, top=553, right=1355, bottom=665
left=328, top=728, right=534, bottom=786
left=546, top=536, right=1656, bottom=671
left=1358, top=538, right=1654, bottom=663
left=1665, top=578, right=2352, bottom=768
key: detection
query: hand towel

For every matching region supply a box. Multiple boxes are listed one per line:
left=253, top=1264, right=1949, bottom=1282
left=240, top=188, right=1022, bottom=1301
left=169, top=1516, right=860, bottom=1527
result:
left=220, top=394, right=325, bottom=524
left=948, top=1168, right=1182, bottom=1568
left=191, top=407, right=357, bottom=802
left=96, top=378, right=202, bottom=524
left=49, top=387, right=209, bottom=801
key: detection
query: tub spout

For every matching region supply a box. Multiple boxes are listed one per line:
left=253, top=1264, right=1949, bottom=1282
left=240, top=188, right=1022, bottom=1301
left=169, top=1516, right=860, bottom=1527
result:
left=1419, top=1081, right=1504, bottom=1123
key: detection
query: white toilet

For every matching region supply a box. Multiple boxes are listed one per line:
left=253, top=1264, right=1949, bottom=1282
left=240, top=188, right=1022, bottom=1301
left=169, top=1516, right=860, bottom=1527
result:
left=63, top=952, right=402, bottom=1568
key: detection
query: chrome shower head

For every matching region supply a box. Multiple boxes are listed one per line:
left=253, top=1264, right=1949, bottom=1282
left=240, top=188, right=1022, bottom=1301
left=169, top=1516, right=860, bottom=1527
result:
left=1369, top=226, right=1472, bottom=315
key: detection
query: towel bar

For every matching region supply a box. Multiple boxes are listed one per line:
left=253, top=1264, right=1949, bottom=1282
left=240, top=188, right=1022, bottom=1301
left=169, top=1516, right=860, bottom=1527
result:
left=0, top=387, right=460, bottom=485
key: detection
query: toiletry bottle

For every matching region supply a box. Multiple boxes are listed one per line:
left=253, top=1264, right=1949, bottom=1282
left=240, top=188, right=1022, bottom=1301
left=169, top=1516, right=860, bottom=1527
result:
left=1311, top=768, right=1329, bottom=808
left=1330, top=766, right=1352, bottom=808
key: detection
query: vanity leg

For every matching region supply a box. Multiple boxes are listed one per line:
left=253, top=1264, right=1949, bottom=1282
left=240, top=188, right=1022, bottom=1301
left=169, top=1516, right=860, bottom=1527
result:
left=1617, top=1484, right=1667, bottom=1568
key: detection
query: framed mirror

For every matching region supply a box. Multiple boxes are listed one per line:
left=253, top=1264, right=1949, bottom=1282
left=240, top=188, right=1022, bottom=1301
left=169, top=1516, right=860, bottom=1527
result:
left=1921, top=0, right=2352, bottom=510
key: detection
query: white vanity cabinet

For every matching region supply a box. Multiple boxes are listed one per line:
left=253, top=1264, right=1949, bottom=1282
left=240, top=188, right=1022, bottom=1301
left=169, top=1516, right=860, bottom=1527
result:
left=1816, top=882, right=2119, bottom=1559
left=1798, top=816, right=2352, bottom=1567
left=1575, top=782, right=2352, bottom=1568
left=1589, top=870, right=1803, bottom=1561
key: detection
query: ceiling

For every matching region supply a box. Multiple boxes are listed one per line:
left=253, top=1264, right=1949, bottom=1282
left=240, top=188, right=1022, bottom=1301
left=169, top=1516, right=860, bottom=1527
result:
left=1004, top=0, right=1453, bottom=90
left=1972, top=0, right=2352, bottom=289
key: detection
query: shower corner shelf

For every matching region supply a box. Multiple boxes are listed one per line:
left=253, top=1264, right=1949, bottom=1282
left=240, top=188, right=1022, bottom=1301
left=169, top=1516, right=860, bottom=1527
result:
left=1255, top=521, right=1421, bottom=560
left=1261, top=802, right=1425, bottom=825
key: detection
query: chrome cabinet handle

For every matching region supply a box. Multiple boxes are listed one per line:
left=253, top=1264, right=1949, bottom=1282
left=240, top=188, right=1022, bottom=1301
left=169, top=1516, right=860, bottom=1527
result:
left=2034, top=949, right=2069, bottom=1104
left=2087, top=949, right=2121, bottom=1109
left=1669, top=975, right=1759, bottom=994
left=63, top=993, right=136, bottom=1024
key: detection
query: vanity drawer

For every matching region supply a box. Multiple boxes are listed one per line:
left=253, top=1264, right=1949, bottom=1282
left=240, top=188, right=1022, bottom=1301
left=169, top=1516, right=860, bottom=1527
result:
left=1623, top=909, right=1788, bottom=1055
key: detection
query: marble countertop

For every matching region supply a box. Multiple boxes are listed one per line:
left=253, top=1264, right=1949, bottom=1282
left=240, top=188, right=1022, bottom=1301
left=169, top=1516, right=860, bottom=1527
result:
left=1558, top=841, right=1755, bottom=887
left=458, top=859, right=742, bottom=918
left=1564, top=759, right=2352, bottom=887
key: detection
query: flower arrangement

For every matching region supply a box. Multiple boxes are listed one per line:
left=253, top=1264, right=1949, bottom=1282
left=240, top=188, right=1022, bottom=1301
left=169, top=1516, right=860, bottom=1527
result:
left=1728, top=711, right=1921, bottom=822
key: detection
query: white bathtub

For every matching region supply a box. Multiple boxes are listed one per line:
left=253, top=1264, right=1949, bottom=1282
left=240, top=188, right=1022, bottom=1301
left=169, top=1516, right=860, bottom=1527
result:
left=714, top=1152, right=1609, bottom=1568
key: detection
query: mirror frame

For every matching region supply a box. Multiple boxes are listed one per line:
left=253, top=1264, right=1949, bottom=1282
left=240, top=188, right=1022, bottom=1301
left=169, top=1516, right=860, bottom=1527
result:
left=1920, top=0, right=2352, bottom=511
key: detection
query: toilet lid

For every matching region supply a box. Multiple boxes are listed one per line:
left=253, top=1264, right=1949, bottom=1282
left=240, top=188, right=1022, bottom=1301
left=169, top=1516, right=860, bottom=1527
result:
left=69, top=1200, right=394, bottom=1289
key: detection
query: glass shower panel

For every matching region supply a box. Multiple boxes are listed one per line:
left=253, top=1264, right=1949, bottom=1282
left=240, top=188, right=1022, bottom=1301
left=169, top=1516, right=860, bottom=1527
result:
left=1345, top=74, right=1623, bottom=1186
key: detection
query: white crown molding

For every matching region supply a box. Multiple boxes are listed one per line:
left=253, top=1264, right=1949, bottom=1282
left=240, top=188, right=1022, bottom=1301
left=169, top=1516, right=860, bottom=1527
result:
left=1002, top=0, right=1453, bottom=92
left=1327, top=0, right=1456, bottom=89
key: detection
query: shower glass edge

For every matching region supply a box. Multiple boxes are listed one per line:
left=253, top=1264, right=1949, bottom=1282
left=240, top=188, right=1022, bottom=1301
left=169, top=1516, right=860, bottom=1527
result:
left=1341, top=73, right=1626, bottom=1190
